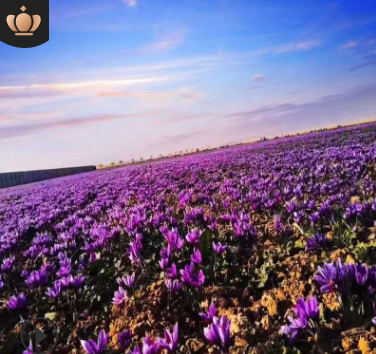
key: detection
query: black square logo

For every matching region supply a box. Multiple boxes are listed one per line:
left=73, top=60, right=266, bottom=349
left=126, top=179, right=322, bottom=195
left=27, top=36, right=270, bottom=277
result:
left=0, top=0, right=49, bottom=48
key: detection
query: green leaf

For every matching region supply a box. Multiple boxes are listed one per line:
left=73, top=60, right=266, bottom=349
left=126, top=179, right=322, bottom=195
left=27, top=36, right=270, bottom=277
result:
left=200, top=230, right=212, bottom=266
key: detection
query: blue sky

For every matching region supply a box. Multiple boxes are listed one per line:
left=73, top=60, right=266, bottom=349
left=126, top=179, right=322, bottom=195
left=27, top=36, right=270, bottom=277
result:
left=0, top=0, right=376, bottom=171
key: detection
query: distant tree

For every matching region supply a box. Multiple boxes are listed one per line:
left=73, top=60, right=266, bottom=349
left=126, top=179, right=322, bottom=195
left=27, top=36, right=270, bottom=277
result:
left=98, top=164, right=104, bottom=168
left=110, top=162, right=115, bottom=166
left=119, top=160, right=123, bottom=164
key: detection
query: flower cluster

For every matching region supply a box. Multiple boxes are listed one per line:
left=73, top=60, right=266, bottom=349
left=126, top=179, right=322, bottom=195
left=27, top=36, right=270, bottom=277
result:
left=281, top=296, right=320, bottom=343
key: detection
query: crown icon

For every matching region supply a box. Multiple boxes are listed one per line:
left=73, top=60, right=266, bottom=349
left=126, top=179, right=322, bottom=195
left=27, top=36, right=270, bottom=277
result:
left=6, top=6, right=41, bottom=36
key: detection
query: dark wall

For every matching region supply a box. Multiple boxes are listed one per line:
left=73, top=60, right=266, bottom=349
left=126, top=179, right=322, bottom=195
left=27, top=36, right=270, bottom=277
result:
left=0, top=166, right=96, bottom=189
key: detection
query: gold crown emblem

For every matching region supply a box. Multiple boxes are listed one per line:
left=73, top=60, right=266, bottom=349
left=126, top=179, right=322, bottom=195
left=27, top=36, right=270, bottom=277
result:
left=7, top=6, right=41, bottom=36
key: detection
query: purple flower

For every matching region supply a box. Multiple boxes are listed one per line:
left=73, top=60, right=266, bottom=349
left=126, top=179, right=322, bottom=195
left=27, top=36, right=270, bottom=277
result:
left=294, top=296, right=319, bottom=320
left=81, top=329, right=109, bottom=354
left=186, top=229, right=201, bottom=245
left=123, top=272, right=136, bottom=289
left=25, top=269, right=49, bottom=287
left=373, top=317, right=376, bottom=326
left=199, top=301, right=216, bottom=323
left=190, top=249, right=202, bottom=265
left=22, top=339, right=33, bottom=354
left=204, top=315, right=231, bottom=352
left=306, top=234, right=329, bottom=251
left=113, top=286, right=127, bottom=306
left=180, top=262, right=205, bottom=288
left=212, top=241, right=227, bottom=255
left=57, top=276, right=72, bottom=288
left=7, top=293, right=26, bottom=310
left=2, top=256, right=15, bottom=272
left=71, top=275, right=86, bottom=288
left=118, top=329, right=132, bottom=350
left=315, top=261, right=340, bottom=293
left=274, top=215, right=283, bottom=233
left=281, top=296, right=319, bottom=344
left=160, top=246, right=172, bottom=260
left=129, top=242, right=142, bottom=264
left=164, top=229, right=184, bottom=251
left=45, top=283, right=61, bottom=299
left=355, top=264, right=369, bottom=286
left=281, top=316, right=308, bottom=344
left=158, top=322, right=179, bottom=353
left=130, top=346, right=141, bottom=354
left=165, top=279, right=182, bottom=294
left=310, top=212, right=320, bottom=225
left=132, top=336, right=159, bottom=354
left=117, top=272, right=136, bottom=290
left=57, top=264, right=71, bottom=278
left=166, top=263, right=178, bottom=279
left=159, top=257, right=170, bottom=270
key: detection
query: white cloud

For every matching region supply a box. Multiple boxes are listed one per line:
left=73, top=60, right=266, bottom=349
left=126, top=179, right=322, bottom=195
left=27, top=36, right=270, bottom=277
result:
left=277, top=40, right=322, bottom=53
left=147, top=30, right=187, bottom=52
left=341, top=40, right=358, bottom=49
left=252, top=74, right=266, bottom=82
left=122, top=0, right=137, bottom=8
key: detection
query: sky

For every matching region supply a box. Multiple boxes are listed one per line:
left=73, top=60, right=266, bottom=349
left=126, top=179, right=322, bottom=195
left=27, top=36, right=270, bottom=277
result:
left=0, top=0, right=376, bottom=172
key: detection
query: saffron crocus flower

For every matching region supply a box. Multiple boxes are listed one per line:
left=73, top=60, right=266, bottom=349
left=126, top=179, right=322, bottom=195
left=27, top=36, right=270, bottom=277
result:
left=281, top=296, right=319, bottom=344
left=131, top=336, right=159, bottom=354
left=22, top=339, right=33, bottom=354
left=315, top=261, right=340, bottom=293
left=164, top=229, right=184, bottom=251
left=123, top=272, right=136, bottom=289
left=166, top=263, right=178, bottom=279
left=81, top=329, right=109, bottom=354
left=58, top=276, right=72, bottom=289
left=180, top=262, right=205, bottom=288
left=281, top=316, right=308, bottom=344
left=165, top=279, right=182, bottom=294
left=199, top=301, right=216, bottom=323
left=212, top=241, right=227, bottom=255
left=0, top=276, right=4, bottom=291
left=204, top=315, right=232, bottom=352
left=113, top=286, right=127, bottom=306
left=274, top=215, right=283, bottom=233
left=71, top=275, right=86, bottom=288
left=186, top=229, right=201, bottom=245
left=306, top=234, right=329, bottom=251
left=45, top=283, right=61, bottom=299
left=158, top=322, right=179, bottom=352
left=118, top=329, right=132, bottom=350
left=294, top=296, right=319, bottom=320
left=56, top=264, right=71, bottom=278
left=160, top=246, right=172, bottom=260
left=373, top=317, right=376, bottom=326
left=130, top=346, right=141, bottom=354
left=25, top=269, right=49, bottom=287
left=191, top=249, right=202, bottom=265
left=7, top=293, right=26, bottom=310
left=355, top=264, right=369, bottom=286
left=129, top=242, right=142, bottom=264
left=2, top=256, right=15, bottom=272
left=159, top=257, right=170, bottom=270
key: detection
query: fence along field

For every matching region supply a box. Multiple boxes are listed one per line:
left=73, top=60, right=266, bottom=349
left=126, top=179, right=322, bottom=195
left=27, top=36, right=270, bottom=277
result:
left=0, top=166, right=96, bottom=189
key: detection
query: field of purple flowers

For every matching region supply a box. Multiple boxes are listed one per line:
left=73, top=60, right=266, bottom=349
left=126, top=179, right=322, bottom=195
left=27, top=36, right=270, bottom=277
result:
left=2, top=123, right=376, bottom=354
